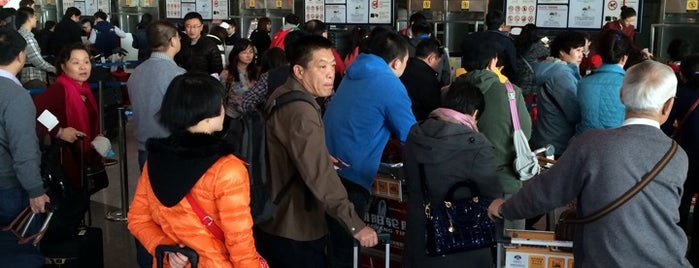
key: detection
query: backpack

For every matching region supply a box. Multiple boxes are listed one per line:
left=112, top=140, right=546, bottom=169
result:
left=93, top=21, right=119, bottom=56
left=269, top=28, right=294, bottom=50
left=223, top=90, right=315, bottom=224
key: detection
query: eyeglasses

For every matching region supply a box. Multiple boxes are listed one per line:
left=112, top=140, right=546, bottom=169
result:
left=185, top=24, right=202, bottom=30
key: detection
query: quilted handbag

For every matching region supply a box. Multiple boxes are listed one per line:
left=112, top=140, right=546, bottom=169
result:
left=419, top=164, right=496, bottom=256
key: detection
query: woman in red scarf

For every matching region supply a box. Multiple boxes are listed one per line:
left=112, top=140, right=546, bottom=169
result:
left=35, top=43, right=102, bottom=191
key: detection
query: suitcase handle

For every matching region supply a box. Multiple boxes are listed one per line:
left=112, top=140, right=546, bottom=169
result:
left=155, top=245, right=199, bottom=268
left=353, top=233, right=391, bottom=268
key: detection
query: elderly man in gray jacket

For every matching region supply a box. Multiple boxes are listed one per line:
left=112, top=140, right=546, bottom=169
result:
left=489, top=60, right=692, bottom=267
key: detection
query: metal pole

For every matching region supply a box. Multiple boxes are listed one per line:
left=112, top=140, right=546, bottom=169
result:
left=106, top=107, right=128, bottom=221
left=98, top=81, right=104, bottom=134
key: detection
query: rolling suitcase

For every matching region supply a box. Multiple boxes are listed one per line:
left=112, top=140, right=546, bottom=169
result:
left=42, top=226, right=104, bottom=268
left=155, top=245, right=199, bottom=268
left=42, top=138, right=105, bottom=267
left=1, top=206, right=53, bottom=268
left=354, top=233, right=391, bottom=268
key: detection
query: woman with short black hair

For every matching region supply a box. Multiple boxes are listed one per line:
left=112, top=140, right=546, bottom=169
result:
left=128, top=72, right=268, bottom=268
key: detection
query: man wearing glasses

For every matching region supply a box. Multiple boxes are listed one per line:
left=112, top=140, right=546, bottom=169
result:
left=175, top=12, right=224, bottom=77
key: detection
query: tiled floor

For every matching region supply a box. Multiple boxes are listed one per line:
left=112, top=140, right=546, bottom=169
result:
left=89, top=118, right=142, bottom=268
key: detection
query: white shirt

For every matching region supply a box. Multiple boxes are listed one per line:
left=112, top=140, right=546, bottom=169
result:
left=0, top=68, right=21, bottom=86
left=622, top=117, right=660, bottom=129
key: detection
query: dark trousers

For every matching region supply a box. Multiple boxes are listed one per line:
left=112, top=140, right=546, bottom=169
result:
left=326, top=179, right=371, bottom=268
left=255, top=227, right=327, bottom=268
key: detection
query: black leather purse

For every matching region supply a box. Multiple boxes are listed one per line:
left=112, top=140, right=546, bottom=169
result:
left=419, top=164, right=496, bottom=256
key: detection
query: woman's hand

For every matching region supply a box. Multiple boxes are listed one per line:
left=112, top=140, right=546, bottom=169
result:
left=167, top=252, right=189, bottom=268
left=57, top=127, right=86, bottom=143
left=488, top=198, right=505, bottom=221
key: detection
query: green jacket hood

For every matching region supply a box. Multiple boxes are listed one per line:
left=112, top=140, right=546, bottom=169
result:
left=457, top=69, right=500, bottom=94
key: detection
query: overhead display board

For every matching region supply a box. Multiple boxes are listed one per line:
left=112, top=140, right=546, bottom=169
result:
left=164, top=0, right=228, bottom=19
left=305, top=0, right=393, bottom=24
left=506, top=0, right=640, bottom=30
left=67, top=0, right=110, bottom=14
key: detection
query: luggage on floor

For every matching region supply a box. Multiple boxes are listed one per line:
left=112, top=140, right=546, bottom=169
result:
left=42, top=226, right=104, bottom=268
left=354, top=233, right=391, bottom=268
left=155, top=245, right=199, bottom=268
left=0, top=206, right=53, bottom=268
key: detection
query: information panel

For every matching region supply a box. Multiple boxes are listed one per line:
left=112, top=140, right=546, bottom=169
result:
left=536, top=4, right=568, bottom=28
left=505, top=0, right=641, bottom=30
left=165, top=0, right=228, bottom=19
left=305, top=0, right=392, bottom=25
left=568, top=0, right=603, bottom=28
left=506, top=0, right=537, bottom=26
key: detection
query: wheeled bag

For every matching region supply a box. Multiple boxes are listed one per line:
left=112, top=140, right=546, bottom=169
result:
left=41, top=226, right=104, bottom=268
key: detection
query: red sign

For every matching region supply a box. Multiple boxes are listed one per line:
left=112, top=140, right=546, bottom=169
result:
left=363, top=197, right=407, bottom=256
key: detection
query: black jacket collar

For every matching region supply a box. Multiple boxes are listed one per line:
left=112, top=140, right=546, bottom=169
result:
left=146, top=132, right=236, bottom=207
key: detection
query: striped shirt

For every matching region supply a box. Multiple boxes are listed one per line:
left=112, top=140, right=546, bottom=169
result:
left=18, top=28, right=56, bottom=84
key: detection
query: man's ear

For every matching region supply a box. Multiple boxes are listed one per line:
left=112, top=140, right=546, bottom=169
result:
left=389, top=57, right=402, bottom=71
left=292, top=64, right=304, bottom=80
left=17, top=51, right=26, bottom=65
left=662, top=97, right=675, bottom=117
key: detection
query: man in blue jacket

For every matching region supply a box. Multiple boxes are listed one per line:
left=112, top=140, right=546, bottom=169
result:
left=323, top=29, right=416, bottom=268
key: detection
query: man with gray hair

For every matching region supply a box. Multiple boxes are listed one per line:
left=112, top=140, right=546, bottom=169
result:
left=488, top=60, right=692, bottom=267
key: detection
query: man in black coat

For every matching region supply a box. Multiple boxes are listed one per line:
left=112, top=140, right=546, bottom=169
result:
left=174, top=12, right=223, bottom=76
left=400, top=38, right=443, bottom=121
left=50, top=7, right=82, bottom=57
left=461, top=10, right=519, bottom=82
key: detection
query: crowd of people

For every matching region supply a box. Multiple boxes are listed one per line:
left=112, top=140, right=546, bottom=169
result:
left=0, top=2, right=698, bottom=267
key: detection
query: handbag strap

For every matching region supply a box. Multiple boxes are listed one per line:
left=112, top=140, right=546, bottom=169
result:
left=185, top=193, right=225, bottom=242
left=671, top=98, right=699, bottom=139
left=564, top=140, right=678, bottom=224
left=418, top=163, right=431, bottom=204
left=521, top=56, right=535, bottom=74
left=505, top=81, right=521, bottom=131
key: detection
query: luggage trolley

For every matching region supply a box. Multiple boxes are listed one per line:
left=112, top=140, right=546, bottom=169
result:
left=360, top=161, right=406, bottom=267
left=496, top=148, right=575, bottom=268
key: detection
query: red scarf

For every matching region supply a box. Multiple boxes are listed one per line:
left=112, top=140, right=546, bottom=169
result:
left=57, top=74, right=99, bottom=152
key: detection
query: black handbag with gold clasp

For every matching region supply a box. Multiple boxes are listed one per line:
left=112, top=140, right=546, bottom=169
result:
left=419, top=164, right=496, bottom=256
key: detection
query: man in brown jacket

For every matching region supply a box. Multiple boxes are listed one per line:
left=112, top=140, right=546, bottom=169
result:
left=256, top=35, right=378, bottom=268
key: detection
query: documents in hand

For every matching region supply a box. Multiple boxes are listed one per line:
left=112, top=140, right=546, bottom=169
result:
left=37, top=109, right=59, bottom=132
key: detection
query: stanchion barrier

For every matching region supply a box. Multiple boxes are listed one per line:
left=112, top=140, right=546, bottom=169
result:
left=27, top=82, right=127, bottom=96
left=98, top=81, right=104, bottom=134
left=92, top=60, right=141, bottom=68
left=106, top=107, right=130, bottom=222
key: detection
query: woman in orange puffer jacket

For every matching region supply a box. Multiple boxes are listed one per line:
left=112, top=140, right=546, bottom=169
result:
left=127, top=73, right=268, bottom=268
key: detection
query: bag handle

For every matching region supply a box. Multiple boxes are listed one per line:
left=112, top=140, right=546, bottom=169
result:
left=671, top=98, right=699, bottom=140
left=418, top=164, right=480, bottom=203
left=563, top=140, right=678, bottom=224
left=185, top=194, right=225, bottom=242
left=505, top=81, right=521, bottom=131
left=443, top=181, right=482, bottom=203
left=1, top=206, right=54, bottom=246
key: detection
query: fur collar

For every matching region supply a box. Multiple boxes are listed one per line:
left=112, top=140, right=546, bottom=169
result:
left=146, top=132, right=236, bottom=207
